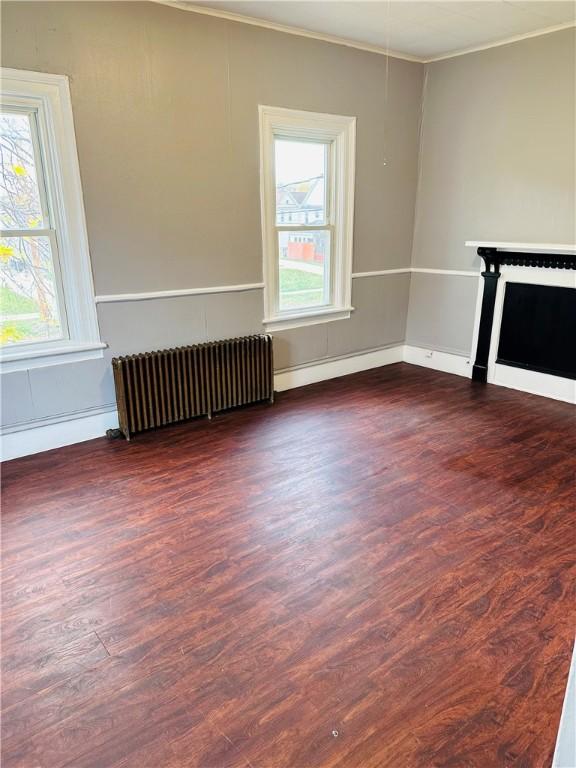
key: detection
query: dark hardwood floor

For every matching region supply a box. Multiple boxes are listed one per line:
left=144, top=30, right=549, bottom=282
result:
left=1, top=363, right=574, bottom=768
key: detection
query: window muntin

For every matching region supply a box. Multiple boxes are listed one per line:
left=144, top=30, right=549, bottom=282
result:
left=0, top=109, right=66, bottom=346
left=259, top=106, right=356, bottom=332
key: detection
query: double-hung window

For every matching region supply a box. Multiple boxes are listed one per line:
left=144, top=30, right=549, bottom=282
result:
left=0, top=68, right=102, bottom=370
left=259, top=106, right=356, bottom=331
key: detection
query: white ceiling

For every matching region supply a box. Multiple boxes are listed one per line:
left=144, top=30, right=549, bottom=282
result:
left=180, top=1, right=576, bottom=60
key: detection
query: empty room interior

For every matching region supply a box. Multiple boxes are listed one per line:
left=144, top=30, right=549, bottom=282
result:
left=1, top=1, right=575, bottom=766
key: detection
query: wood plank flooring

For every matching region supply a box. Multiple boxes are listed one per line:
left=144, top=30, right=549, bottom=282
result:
left=1, top=363, right=574, bottom=768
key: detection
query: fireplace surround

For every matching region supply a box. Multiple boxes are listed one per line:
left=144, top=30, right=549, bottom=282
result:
left=467, top=242, right=576, bottom=404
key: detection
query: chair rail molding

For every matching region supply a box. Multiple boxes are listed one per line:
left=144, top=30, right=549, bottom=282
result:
left=94, top=267, right=483, bottom=305
left=94, top=283, right=265, bottom=303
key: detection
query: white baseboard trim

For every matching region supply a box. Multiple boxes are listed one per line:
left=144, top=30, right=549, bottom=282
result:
left=3, top=343, right=572, bottom=462
left=402, top=345, right=472, bottom=378
left=1, top=408, right=119, bottom=462
left=493, top=364, right=576, bottom=405
left=274, top=345, right=404, bottom=392
left=402, top=345, right=576, bottom=403
left=2, top=347, right=404, bottom=461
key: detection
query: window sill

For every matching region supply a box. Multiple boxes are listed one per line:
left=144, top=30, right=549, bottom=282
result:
left=1, top=341, right=107, bottom=373
left=263, top=306, right=353, bottom=332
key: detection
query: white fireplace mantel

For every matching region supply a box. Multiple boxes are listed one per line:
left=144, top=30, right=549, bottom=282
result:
left=465, top=241, right=576, bottom=255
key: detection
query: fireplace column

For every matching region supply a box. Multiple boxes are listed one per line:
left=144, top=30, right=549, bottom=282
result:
left=472, top=247, right=501, bottom=383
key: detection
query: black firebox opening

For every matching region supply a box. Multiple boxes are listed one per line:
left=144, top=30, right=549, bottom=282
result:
left=497, top=282, right=576, bottom=380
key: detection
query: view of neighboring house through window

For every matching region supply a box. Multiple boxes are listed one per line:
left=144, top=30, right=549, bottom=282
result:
left=259, top=105, right=356, bottom=331
left=0, top=110, right=64, bottom=346
left=275, top=138, right=330, bottom=311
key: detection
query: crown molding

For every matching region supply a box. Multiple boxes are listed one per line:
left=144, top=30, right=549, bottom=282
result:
left=426, top=21, right=576, bottom=63
left=152, top=2, right=575, bottom=65
left=151, top=1, right=424, bottom=62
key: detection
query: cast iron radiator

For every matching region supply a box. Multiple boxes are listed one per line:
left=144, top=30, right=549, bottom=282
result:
left=111, top=334, right=274, bottom=440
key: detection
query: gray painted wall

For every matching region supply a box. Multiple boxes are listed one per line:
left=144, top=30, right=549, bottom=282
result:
left=1, top=4, right=574, bottom=431
left=407, top=28, right=576, bottom=356
left=1, top=1, right=422, bottom=430
left=406, top=273, right=479, bottom=356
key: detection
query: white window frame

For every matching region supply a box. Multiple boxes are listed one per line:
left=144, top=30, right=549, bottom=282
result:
left=259, top=105, right=356, bottom=332
left=0, top=68, right=104, bottom=372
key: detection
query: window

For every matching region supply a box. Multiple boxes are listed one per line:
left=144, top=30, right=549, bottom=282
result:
left=259, top=106, right=356, bottom=331
left=0, top=69, right=102, bottom=370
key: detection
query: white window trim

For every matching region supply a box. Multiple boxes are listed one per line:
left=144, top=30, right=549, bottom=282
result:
left=1, top=68, right=104, bottom=372
left=259, top=105, right=356, bottom=332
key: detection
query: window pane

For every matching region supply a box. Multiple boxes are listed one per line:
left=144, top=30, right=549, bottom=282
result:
left=0, top=236, right=63, bottom=345
left=275, top=139, right=328, bottom=226
left=0, top=112, right=46, bottom=230
left=278, top=230, right=330, bottom=311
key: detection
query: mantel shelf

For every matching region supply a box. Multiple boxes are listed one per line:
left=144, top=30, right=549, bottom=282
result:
left=465, top=241, right=576, bottom=255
